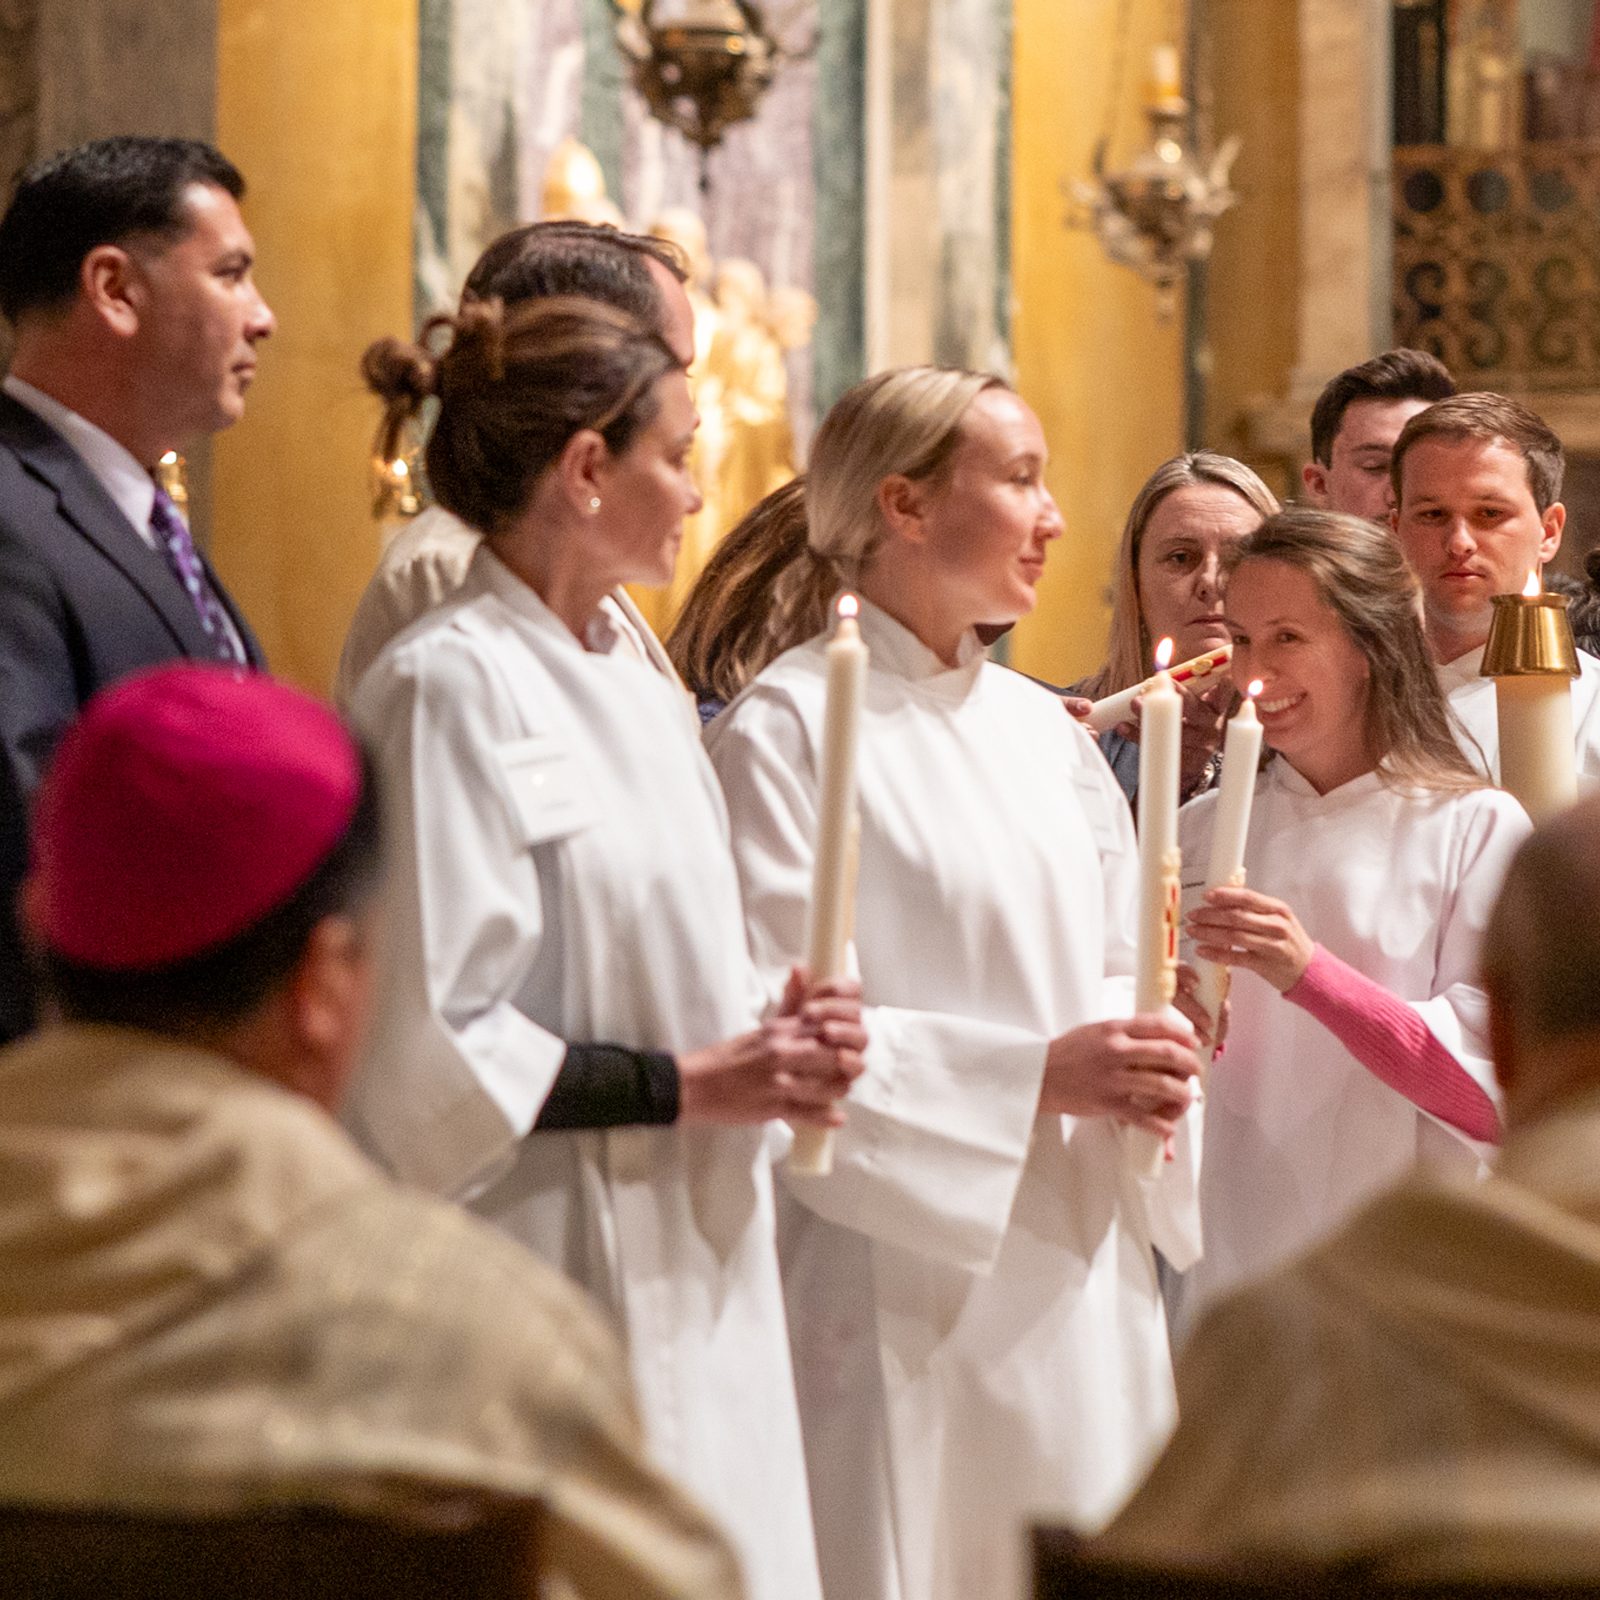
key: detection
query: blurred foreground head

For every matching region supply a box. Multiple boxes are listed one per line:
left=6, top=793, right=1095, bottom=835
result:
left=22, top=665, right=382, bottom=1110
left=1483, top=794, right=1600, bottom=1130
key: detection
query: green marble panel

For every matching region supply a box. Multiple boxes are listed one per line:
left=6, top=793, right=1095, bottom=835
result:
left=813, top=0, right=867, bottom=413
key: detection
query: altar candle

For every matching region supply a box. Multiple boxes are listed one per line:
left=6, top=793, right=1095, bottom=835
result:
left=1085, top=645, right=1232, bottom=733
left=1148, top=43, right=1182, bottom=104
left=1485, top=571, right=1579, bottom=825
left=1193, top=682, right=1264, bottom=1061
left=1128, top=639, right=1183, bottom=1177
left=791, top=594, right=869, bottom=1176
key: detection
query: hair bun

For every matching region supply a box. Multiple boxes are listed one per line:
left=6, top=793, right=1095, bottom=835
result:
left=360, top=336, right=438, bottom=410
left=449, top=298, right=510, bottom=383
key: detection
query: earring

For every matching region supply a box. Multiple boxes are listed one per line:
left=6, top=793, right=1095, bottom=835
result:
left=589, top=496, right=602, bottom=513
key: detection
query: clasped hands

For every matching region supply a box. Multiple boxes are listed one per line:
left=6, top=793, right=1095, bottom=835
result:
left=677, top=967, right=867, bottom=1129
left=1037, top=958, right=1232, bottom=1141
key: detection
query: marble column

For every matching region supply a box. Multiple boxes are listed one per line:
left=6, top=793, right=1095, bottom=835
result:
left=1242, top=0, right=1390, bottom=472
left=865, top=0, right=1010, bottom=375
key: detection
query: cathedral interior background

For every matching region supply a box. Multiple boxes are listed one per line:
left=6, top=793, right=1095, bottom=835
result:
left=5, top=0, right=1597, bottom=693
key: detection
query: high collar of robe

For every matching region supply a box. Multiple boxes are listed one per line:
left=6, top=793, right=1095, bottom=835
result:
left=1435, top=642, right=1488, bottom=693
left=473, top=542, right=633, bottom=657
left=1266, top=756, right=1389, bottom=807
left=854, top=597, right=988, bottom=700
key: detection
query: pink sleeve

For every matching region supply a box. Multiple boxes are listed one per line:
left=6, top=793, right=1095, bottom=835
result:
left=1283, top=945, right=1500, bottom=1144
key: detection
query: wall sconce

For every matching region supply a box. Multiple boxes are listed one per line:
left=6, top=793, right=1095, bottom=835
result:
left=1069, top=45, right=1240, bottom=317
left=614, top=0, right=796, bottom=184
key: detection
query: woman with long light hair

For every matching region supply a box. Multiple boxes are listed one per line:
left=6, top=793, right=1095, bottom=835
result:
left=1176, top=506, right=1530, bottom=1329
left=1077, top=453, right=1278, bottom=802
left=707, top=366, right=1205, bottom=1600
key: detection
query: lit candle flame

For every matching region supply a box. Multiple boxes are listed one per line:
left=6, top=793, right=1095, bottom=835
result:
left=158, top=451, right=179, bottom=467
left=838, top=593, right=860, bottom=621
left=1247, top=678, right=1263, bottom=699
left=1522, top=570, right=1542, bottom=599
left=1154, top=637, right=1175, bottom=670
left=392, top=459, right=409, bottom=478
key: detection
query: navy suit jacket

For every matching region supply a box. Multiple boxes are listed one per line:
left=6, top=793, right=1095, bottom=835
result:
left=0, top=391, right=264, bottom=1041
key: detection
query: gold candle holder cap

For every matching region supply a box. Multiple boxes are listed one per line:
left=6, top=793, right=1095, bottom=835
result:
left=1481, top=591, right=1580, bottom=678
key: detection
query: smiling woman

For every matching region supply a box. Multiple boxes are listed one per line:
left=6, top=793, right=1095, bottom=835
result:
left=1171, top=506, right=1531, bottom=1336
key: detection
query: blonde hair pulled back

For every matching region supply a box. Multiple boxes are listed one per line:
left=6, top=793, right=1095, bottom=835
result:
left=805, top=366, right=1007, bottom=587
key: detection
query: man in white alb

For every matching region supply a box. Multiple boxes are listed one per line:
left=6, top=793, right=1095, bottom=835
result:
left=1390, top=391, right=1600, bottom=784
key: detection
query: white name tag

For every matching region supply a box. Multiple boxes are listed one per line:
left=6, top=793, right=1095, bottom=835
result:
left=497, top=735, right=596, bottom=846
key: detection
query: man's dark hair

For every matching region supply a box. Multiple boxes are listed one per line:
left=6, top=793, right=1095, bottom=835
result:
left=1391, top=391, right=1565, bottom=513
left=0, top=136, right=244, bottom=325
left=1308, top=348, right=1457, bottom=467
left=461, top=220, right=686, bottom=327
left=37, top=754, right=382, bottom=1035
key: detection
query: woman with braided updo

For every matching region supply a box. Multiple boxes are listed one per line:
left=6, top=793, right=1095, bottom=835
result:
left=344, top=296, right=860, bottom=1600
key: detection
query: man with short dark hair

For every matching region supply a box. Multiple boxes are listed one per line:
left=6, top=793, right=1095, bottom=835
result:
left=1390, top=390, right=1600, bottom=783
left=0, top=663, right=742, bottom=1600
left=1089, top=795, right=1600, bottom=1582
left=1301, top=348, right=1456, bottom=523
left=0, top=135, right=274, bottom=1042
left=334, top=219, right=695, bottom=706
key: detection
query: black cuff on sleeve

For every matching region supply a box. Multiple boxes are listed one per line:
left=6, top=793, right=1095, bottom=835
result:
left=534, top=1043, right=681, bottom=1132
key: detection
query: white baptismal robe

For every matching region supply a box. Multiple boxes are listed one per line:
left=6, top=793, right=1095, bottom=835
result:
left=1175, top=761, right=1529, bottom=1330
left=335, top=504, right=683, bottom=714
left=345, top=545, right=820, bottom=1600
left=706, top=601, right=1200, bottom=1600
left=1438, top=642, right=1600, bottom=784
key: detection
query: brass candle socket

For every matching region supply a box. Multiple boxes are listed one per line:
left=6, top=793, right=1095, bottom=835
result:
left=1481, top=592, right=1580, bottom=678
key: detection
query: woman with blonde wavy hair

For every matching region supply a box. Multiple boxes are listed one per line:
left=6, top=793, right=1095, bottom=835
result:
left=707, top=366, right=1206, bottom=1600
left=1076, top=452, right=1278, bottom=803
left=1175, top=506, right=1531, bottom=1331
left=342, top=295, right=866, bottom=1600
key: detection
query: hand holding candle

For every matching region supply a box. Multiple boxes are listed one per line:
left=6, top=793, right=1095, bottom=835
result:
left=1128, top=639, right=1184, bottom=1177
left=1085, top=645, right=1232, bottom=733
left=792, top=594, right=869, bottom=1175
left=1192, top=681, right=1264, bottom=1060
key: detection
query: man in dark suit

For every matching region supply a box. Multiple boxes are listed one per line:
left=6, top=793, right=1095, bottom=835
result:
left=0, top=136, right=274, bottom=1040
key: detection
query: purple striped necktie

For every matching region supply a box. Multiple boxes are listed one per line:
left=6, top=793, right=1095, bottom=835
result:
left=148, top=487, right=242, bottom=663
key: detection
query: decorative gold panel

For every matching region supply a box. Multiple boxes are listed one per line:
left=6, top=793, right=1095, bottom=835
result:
left=1393, top=141, right=1600, bottom=392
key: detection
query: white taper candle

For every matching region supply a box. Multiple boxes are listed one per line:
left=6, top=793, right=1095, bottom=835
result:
left=1128, top=639, right=1183, bottom=1178
left=1193, top=684, right=1263, bottom=1061
left=791, top=595, right=869, bottom=1175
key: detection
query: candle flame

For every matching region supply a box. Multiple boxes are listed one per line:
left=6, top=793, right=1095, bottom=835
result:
left=1522, top=570, right=1542, bottom=599
left=1154, top=637, right=1175, bottom=670
left=1247, top=678, right=1263, bottom=699
left=837, top=593, right=860, bottom=621
left=158, top=451, right=179, bottom=467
